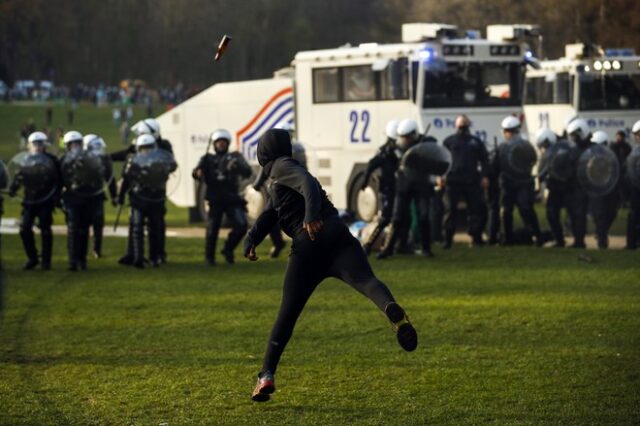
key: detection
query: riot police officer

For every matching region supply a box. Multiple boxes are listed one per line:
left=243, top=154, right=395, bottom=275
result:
left=8, top=132, right=60, bottom=270
left=565, top=118, right=593, bottom=248
left=83, top=134, right=117, bottom=258
left=361, top=119, right=401, bottom=255
left=625, top=120, right=640, bottom=250
left=112, top=118, right=173, bottom=265
left=193, top=129, right=252, bottom=265
left=377, top=119, right=435, bottom=259
left=118, top=134, right=177, bottom=268
left=441, top=115, right=489, bottom=248
left=494, top=116, right=543, bottom=246
left=536, top=128, right=569, bottom=247
left=61, top=130, right=95, bottom=271
left=587, top=131, right=620, bottom=249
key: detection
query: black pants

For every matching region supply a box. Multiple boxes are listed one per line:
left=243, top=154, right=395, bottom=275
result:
left=546, top=187, right=569, bottom=246
left=131, top=203, right=164, bottom=264
left=159, top=202, right=167, bottom=261
left=627, top=187, right=640, bottom=249
left=365, top=188, right=394, bottom=248
left=501, top=179, right=541, bottom=243
left=430, top=190, right=444, bottom=243
left=269, top=223, right=285, bottom=248
left=91, top=200, right=105, bottom=255
left=20, top=202, right=54, bottom=265
left=390, top=183, right=432, bottom=253
left=487, top=177, right=501, bottom=242
left=262, top=217, right=396, bottom=374
left=590, top=191, right=619, bottom=249
left=65, top=200, right=94, bottom=267
left=566, top=187, right=589, bottom=247
left=443, top=182, right=484, bottom=244
left=205, top=202, right=248, bottom=261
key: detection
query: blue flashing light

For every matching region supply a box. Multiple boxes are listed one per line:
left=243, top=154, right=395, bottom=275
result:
left=419, top=47, right=435, bottom=62
left=524, top=50, right=533, bottom=59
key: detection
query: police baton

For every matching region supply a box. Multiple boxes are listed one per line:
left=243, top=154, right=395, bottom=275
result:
left=113, top=203, right=124, bottom=232
left=422, top=123, right=432, bottom=138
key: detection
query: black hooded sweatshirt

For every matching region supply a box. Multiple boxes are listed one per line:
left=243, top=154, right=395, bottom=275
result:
left=246, top=129, right=337, bottom=245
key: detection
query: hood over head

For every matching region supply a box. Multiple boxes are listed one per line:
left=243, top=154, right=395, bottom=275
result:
left=257, top=129, right=292, bottom=167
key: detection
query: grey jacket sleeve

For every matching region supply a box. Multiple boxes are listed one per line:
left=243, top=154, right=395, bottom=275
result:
left=271, top=157, right=322, bottom=223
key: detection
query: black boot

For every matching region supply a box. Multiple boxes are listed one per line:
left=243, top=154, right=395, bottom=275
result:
left=20, top=227, right=39, bottom=270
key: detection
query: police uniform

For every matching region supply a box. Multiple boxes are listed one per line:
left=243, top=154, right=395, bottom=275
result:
left=9, top=153, right=60, bottom=269
left=60, top=151, right=95, bottom=270
left=193, top=149, right=252, bottom=265
left=378, top=135, right=435, bottom=258
left=112, top=137, right=173, bottom=264
left=539, top=140, right=572, bottom=247
left=442, top=129, right=489, bottom=247
left=361, top=137, right=400, bottom=254
left=566, top=139, right=592, bottom=248
left=493, top=135, right=543, bottom=245
left=118, top=149, right=177, bottom=268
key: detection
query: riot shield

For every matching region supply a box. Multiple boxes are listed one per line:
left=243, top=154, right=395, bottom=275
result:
left=500, top=137, right=538, bottom=182
left=577, top=144, right=620, bottom=197
left=8, top=152, right=58, bottom=205
left=539, top=140, right=575, bottom=183
left=127, top=149, right=178, bottom=202
left=0, top=159, right=8, bottom=192
left=624, top=146, right=640, bottom=190
left=400, top=142, right=451, bottom=183
left=61, top=150, right=110, bottom=197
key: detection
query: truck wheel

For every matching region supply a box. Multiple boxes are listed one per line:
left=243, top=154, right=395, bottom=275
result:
left=348, top=173, right=379, bottom=222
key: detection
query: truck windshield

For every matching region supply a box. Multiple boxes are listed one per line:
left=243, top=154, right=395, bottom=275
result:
left=578, top=73, right=640, bottom=111
left=421, top=61, right=522, bottom=108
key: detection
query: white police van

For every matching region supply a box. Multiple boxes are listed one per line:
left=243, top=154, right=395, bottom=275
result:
left=158, top=23, right=538, bottom=221
left=524, top=43, right=640, bottom=140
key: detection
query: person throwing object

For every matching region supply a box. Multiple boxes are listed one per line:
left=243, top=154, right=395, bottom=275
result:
left=244, top=129, right=417, bottom=402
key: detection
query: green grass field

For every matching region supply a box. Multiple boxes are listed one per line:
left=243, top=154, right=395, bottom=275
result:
left=0, top=235, right=639, bottom=425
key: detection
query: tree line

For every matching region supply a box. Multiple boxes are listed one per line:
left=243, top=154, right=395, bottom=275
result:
left=0, top=0, right=638, bottom=90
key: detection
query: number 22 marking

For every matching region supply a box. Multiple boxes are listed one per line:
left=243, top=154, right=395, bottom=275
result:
left=349, top=110, right=371, bottom=143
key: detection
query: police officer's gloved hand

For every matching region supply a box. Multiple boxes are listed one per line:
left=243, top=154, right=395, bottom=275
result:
left=111, top=198, right=118, bottom=207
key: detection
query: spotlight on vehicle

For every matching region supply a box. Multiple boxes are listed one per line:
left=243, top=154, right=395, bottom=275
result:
left=593, top=61, right=603, bottom=71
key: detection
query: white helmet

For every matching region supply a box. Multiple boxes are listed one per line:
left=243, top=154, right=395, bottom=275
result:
left=396, top=119, right=418, bottom=137
left=385, top=120, right=399, bottom=140
left=135, top=134, right=157, bottom=148
left=28, top=131, right=48, bottom=145
left=132, top=118, right=161, bottom=138
left=535, top=128, right=557, bottom=146
left=63, top=130, right=83, bottom=145
left=564, top=115, right=578, bottom=130
left=210, top=128, right=232, bottom=142
left=274, top=121, right=295, bottom=132
left=590, top=130, right=608, bottom=145
left=632, top=120, right=640, bottom=135
left=566, top=118, right=590, bottom=140
left=501, top=116, right=521, bottom=131
left=83, top=134, right=107, bottom=152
